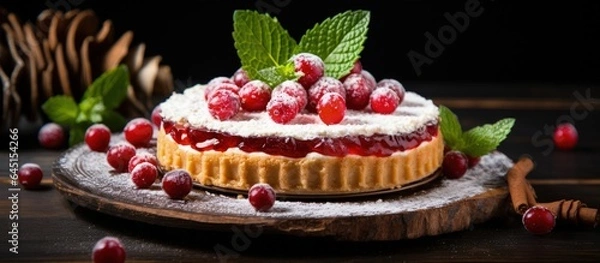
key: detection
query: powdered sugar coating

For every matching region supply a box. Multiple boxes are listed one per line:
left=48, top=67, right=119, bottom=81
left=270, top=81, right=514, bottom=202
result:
left=160, top=84, right=438, bottom=140
left=55, top=135, right=513, bottom=220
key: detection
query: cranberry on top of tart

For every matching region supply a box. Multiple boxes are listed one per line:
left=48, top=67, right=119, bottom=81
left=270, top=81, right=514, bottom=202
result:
left=156, top=10, right=443, bottom=194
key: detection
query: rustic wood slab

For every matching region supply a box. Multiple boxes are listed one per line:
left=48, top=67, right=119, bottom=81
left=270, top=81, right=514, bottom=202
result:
left=51, top=134, right=514, bottom=241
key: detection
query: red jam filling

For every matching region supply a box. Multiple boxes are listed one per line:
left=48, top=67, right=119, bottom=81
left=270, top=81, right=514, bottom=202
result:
left=162, top=120, right=438, bottom=158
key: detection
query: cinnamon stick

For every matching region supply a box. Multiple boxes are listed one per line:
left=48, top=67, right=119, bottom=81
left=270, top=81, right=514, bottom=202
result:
left=506, top=156, right=536, bottom=214
left=538, top=200, right=599, bottom=228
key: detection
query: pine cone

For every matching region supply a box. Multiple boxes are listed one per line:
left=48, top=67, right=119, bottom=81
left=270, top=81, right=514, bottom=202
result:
left=0, top=8, right=173, bottom=129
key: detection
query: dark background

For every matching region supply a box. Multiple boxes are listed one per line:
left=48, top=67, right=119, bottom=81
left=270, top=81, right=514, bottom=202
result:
left=2, top=0, right=599, bottom=87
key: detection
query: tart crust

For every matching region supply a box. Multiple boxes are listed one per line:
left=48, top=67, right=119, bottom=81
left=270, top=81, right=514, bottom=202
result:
left=157, top=127, right=444, bottom=194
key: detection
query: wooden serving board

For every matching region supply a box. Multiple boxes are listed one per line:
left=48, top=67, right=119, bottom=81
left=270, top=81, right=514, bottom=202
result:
left=52, top=135, right=514, bottom=241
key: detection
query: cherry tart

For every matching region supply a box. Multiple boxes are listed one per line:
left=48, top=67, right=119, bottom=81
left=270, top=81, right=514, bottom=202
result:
left=157, top=84, right=443, bottom=194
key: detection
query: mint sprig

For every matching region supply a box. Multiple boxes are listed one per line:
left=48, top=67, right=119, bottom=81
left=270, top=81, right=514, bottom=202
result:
left=232, top=10, right=297, bottom=87
left=232, top=9, right=370, bottom=87
left=296, top=10, right=370, bottom=79
left=439, top=105, right=515, bottom=157
left=41, top=65, right=129, bottom=146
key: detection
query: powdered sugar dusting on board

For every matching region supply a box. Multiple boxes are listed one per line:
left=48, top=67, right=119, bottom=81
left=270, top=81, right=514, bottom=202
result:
left=54, top=136, right=512, bottom=219
left=160, top=85, right=439, bottom=140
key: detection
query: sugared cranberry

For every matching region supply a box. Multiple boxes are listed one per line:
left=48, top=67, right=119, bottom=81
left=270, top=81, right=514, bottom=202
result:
left=376, top=79, right=405, bottom=104
left=522, top=206, right=556, bottom=235
left=205, top=78, right=238, bottom=100
left=232, top=68, right=251, bottom=87
left=151, top=104, right=162, bottom=128
left=307, top=77, right=346, bottom=112
left=208, top=76, right=235, bottom=86
left=369, top=88, right=399, bottom=114
left=131, top=162, right=158, bottom=189
left=207, top=89, right=241, bottom=120
left=442, top=151, right=469, bottom=179
left=239, top=80, right=271, bottom=111
left=85, top=124, right=112, bottom=152
left=123, top=118, right=153, bottom=148
left=350, top=60, right=363, bottom=74
left=273, top=80, right=308, bottom=110
left=106, top=143, right=137, bottom=172
left=467, top=155, right=480, bottom=168
left=267, top=93, right=299, bottom=124
left=360, top=70, right=377, bottom=90
left=317, top=92, right=346, bottom=125
left=127, top=153, right=158, bottom=173
left=92, top=236, right=126, bottom=263
left=553, top=123, right=578, bottom=151
left=18, top=163, right=43, bottom=189
left=248, top=183, right=276, bottom=212
left=291, top=53, right=325, bottom=88
left=162, top=169, right=193, bottom=199
left=38, top=122, right=65, bottom=149
left=343, top=73, right=372, bottom=110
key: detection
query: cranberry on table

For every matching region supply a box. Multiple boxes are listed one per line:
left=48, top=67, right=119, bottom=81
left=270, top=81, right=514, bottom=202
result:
left=18, top=163, right=43, bottom=189
left=127, top=153, right=158, bottom=173
left=343, top=73, right=372, bottom=110
left=123, top=118, right=154, bottom=147
left=162, top=169, right=193, bottom=199
left=291, top=52, right=325, bottom=88
left=248, top=183, right=276, bottom=212
left=92, top=236, right=126, bottom=263
left=369, top=87, right=399, bottom=114
left=207, top=89, right=241, bottom=120
left=522, top=206, right=556, bottom=235
left=131, top=162, right=158, bottom=189
left=232, top=68, right=251, bottom=87
left=317, top=92, right=346, bottom=125
left=267, top=93, right=300, bottom=124
left=467, top=155, right=481, bottom=168
left=553, top=123, right=578, bottom=151
left=239, top=80, right=272, bottom=112
left=38, top=122, right=65, bottom=149
left=85, top=124, right=112, bottom=152
left=151, top=104, right=163, bottom=128
left=106, top=143, right=137, bottom=172
left=442, top=150, right=469, bottom=179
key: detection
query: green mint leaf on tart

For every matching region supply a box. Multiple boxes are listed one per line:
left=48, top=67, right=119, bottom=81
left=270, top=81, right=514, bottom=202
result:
left=295, top=10, right=370, bottom=79
left=439, top=105, right=515, bottom=157
left=233, top=10, right=298, bottom=87
left=460, top=118, right=515, bottom=157
left=41, top=95, right=78, bottom=126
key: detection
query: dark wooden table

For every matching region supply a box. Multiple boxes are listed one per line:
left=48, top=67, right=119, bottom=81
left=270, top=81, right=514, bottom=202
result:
left=1, top=83, right=599, bottom=262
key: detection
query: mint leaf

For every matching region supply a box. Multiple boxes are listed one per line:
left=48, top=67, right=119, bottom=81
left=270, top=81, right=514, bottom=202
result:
left=460, top=118, right=515, bottom=157
left=295, top=10, right=370, bottom=79
left=41, top=95, right=78, bottom=126
left=68, top=125, right=86, bottom=146
left=439, top=105, right=464, bottom=150
left=82, top=64, right=129, bottom=109
left=255, top=63, right=298, bottom=87
left=101, top=110, right=127, bottom=132
left=233, top=10, right=297, bottom=86
left=77, top=97, right=104, bottom=124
